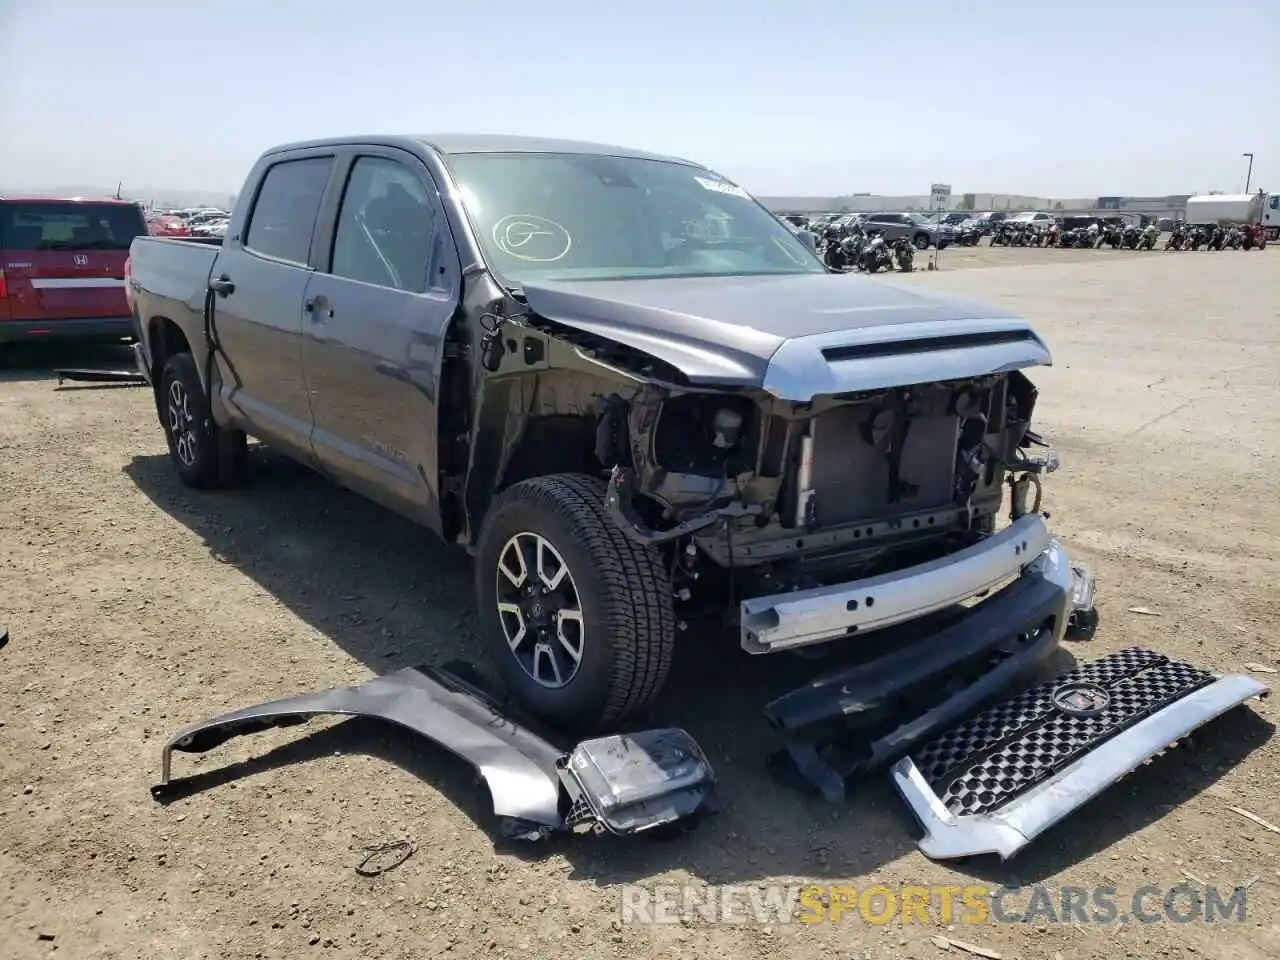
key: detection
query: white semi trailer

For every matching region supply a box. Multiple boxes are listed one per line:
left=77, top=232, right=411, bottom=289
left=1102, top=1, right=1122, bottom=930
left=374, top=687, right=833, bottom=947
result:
left=1185, top=192, right=1280, bottom=240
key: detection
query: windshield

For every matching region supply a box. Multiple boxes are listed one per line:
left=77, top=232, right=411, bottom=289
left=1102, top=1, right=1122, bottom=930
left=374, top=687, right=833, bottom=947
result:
left=0, top=201, right=147, bottom=250
left=444, top=153, right=825, bottom=283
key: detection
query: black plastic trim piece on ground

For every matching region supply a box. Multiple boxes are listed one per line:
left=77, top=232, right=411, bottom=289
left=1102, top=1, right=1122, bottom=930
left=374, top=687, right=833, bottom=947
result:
left=766, top=572, right=1064, bottom=731
left=54, top=368, right=149, bottom=386
left=764, top=572, right=1066, bottom=802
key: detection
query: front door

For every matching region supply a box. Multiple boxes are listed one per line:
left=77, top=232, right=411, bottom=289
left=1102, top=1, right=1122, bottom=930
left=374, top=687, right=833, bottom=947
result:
left=300, top=151, right=460, bottom=533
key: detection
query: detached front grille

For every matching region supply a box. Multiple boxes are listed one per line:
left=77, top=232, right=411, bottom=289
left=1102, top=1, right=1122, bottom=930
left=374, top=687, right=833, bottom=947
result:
left=912, top=648, right=1216, bottom=817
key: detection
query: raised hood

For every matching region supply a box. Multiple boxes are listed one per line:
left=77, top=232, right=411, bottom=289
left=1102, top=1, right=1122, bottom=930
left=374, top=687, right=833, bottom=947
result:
left=520, top=273, right=1052, bottom=399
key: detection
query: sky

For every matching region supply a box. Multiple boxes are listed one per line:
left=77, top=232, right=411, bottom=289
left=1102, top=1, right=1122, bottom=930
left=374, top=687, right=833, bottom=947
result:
left=1, top=0, right=1276, bottom=199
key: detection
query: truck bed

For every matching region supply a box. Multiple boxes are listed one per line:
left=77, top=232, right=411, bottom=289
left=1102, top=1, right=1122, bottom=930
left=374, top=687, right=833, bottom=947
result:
left=128, top=236, right=222, bottom=331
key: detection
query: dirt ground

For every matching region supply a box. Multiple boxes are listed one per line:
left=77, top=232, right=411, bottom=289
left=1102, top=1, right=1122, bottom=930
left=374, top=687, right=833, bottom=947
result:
left=2, top=246, right=1278, bottom=960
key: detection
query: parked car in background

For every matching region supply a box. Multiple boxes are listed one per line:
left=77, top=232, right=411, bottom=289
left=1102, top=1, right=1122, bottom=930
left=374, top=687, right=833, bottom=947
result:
left=972, top=211, right=1010, bottom=234
left=0, top=195, right=146, bottom=345
left=148, top=214, right=191, bottom=237
left=862, top=212, right=951, bottom=249
left=1006, top=211, right=1055, bottom=229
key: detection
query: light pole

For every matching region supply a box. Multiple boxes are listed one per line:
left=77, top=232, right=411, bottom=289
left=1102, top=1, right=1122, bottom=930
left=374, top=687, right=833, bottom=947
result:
left=1242, top=153, right=1254, bottom=193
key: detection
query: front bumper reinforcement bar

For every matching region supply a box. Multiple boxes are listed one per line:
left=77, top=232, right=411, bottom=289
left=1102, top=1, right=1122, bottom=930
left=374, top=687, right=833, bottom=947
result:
left=891, top=648, right=1268, bottom=860
left=740, top=514, right=1052, bottom=654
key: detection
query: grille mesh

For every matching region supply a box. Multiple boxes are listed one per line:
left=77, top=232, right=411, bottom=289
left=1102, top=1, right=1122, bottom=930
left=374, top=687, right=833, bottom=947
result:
left=911, top=647, right=1214, bottom=816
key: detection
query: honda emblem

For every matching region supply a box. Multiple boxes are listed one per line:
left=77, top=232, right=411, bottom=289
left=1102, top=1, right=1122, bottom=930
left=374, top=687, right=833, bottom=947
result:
left=73, top=254, right=89, bottom=266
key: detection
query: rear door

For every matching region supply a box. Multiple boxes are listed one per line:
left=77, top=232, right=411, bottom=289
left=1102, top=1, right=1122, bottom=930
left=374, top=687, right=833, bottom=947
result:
left=208, top=153, right=336, bottom=460
left=300, top=149, right=461, bottom=532
left=0, top=200, right=146, bottom=321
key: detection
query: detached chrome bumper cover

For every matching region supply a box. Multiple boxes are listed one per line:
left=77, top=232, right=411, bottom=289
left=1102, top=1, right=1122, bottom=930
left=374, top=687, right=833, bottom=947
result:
left=892, top=659, right=1268, bottom=861
left=741, top=514, right=1054, bottom=654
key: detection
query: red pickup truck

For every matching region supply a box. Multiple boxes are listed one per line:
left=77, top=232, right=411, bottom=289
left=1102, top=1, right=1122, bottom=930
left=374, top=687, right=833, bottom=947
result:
left=0, top=195, right=148, bottom=345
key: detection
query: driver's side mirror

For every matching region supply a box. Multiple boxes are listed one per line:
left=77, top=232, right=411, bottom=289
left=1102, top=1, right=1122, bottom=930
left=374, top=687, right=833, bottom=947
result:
left=798, top=230, right=817, bottom=253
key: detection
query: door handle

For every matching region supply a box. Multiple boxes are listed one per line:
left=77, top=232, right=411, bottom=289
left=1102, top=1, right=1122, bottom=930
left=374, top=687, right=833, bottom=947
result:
left=209, top=275, right=235, bottom=296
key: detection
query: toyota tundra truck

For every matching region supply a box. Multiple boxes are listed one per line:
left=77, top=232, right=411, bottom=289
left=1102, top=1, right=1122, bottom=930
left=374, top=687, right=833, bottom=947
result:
left=127, top=135, right=1266, bottom=859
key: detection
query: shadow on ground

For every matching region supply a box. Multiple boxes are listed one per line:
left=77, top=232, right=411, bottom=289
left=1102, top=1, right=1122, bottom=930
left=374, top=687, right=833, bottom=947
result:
left=124, top=448, right=1274, bottom=886
left=0, top=340, right=139, bottom=384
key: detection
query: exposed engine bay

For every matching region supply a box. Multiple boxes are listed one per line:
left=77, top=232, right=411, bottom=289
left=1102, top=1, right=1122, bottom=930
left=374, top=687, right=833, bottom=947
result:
left=599, top=371, right=1059, bottom=602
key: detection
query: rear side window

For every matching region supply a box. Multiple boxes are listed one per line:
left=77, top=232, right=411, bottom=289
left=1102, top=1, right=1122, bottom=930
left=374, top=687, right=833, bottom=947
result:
left=244, top=157, right=334, bottom=263
left=0, top=201, right=147, bottom=250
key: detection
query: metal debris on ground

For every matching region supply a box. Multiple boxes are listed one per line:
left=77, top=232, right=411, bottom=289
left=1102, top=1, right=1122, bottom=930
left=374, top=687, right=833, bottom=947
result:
left=1126, top=606, right=1161, bottom=616
left=1226, top=805, right=1280, bottom=835
left=928, top=934, right=1003, bottom=958
left=1243, top=662, right=1278, bottom=674
left=355, top=839, right=416, bottom=876
left=0, top=626, right=8, bottom=650
left=54, top=368, right=148, bottom=386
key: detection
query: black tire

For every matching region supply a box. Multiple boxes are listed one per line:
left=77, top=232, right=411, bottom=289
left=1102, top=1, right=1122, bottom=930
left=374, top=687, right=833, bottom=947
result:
left=475, top=473, right=675, bottom=728
left=158, top=352, right=248, bottom=489
left=913, top=232, right=931, bottom=250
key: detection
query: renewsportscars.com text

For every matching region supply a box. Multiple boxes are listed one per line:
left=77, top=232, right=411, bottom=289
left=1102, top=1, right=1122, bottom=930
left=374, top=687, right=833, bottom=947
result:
left=619, top=882, right=1249, bottom=926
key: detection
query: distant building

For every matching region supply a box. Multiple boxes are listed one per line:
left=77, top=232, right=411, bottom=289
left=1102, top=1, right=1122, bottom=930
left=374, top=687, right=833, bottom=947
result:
left=758, top=191, right=1192, bottom=219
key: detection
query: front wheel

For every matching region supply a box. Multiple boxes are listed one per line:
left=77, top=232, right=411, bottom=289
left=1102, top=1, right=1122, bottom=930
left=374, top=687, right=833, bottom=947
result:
left=158, top=352, right=247, bottom=489
left=475, top=474, right=676, bottom=728
left=913, top=233, right=931, bottom=250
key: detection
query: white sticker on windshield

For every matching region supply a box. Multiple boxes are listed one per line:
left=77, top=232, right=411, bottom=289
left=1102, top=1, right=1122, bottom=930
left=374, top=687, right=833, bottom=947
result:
left=695, top=176, right=750, bottom=200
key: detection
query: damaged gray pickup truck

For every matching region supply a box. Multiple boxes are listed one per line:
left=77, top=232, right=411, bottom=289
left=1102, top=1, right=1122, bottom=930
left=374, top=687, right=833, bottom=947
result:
left=131, top=136, right=1266, bottom=857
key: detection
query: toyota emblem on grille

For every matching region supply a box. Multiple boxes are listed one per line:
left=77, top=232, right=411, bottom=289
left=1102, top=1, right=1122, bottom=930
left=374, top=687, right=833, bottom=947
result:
left=1052, top=683, right=1111, bottom=716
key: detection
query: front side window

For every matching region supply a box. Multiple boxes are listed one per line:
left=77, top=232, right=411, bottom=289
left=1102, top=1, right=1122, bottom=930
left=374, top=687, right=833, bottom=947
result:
left=445, top=152, right=823, bottom=283
left=244, top=157, right=333, bottom=264
left=331, top=157, right=441, bottom=293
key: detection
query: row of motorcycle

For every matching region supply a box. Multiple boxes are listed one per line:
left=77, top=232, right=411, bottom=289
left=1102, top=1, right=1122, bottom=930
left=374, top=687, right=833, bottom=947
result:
left=984, top=220, right=1268, bottom=251
left=819, top=225, right=917, bottom=273
left=986, top=221, right=1162, bottom=250
left=1163, top=222, right=1268, bottom=251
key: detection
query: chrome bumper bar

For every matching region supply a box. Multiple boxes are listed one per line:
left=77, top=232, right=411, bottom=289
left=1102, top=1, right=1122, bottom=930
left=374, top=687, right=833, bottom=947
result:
left=740, top=514, right=1054, bottom=654
left=892, top=673, right=1269, bottom=861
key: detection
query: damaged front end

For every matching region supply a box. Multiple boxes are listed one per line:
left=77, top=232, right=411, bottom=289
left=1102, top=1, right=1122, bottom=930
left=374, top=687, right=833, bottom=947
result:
left=590, top=324, right=1078, bottom=660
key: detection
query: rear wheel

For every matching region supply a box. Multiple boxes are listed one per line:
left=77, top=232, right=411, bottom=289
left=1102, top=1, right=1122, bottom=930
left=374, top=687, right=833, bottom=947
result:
left=913, top=232, right=931, bottom=250
left=158, top=352, right=247, bottom=489
left=475, top=473, right=676, bottom=728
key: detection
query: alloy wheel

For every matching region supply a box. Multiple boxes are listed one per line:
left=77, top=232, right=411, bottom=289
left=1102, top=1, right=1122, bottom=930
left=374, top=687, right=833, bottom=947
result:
left=166, top=379, right=198, bottom=467
left=495, top=532, right=585, bottom=689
